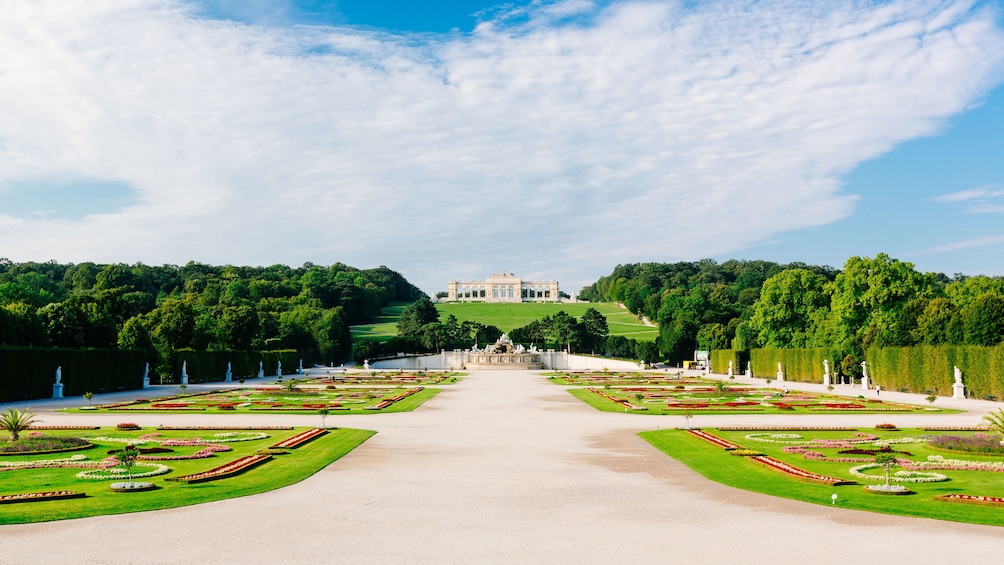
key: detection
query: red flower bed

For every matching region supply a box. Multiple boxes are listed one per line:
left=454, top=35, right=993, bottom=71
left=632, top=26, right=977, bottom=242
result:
left=820, top=403, right=864, bottom=409
left=723, top=402, right=758, bottom=407
left=165, top=454, right=273, bottom=484
left=271, top=428, right=327, bottom=449
left=717, top=427, right=856, bottom=431
left=0, top=490, right=86, bottom=504
left=936, top=494, right=1004, bottom=507
left=364, top=400, right=394, bottom=410
left=750, top=455, right=855, bottom=485
left=28, top=425, right=100, bottom=430
left=686, top=430, right=743, bottom=450
left=158, top=426, right=293, bottom=430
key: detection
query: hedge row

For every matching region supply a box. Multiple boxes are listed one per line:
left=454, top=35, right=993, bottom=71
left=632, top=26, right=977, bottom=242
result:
left=165, top=349, right=303, bottom=384
left=718, top=345, right=1004, bottom=400
left=0, top=347, right=307, bottom=402
left=0, top=348, right=145, bottom=403
left=868, top=345, right=1004, bottom=400
left=709, top=349, right=745, bottom=375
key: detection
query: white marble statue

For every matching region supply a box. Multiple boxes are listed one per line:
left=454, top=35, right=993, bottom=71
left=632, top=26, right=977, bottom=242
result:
left=823, top=359, right=829, bottom=375
left=727, top=360, right=734, bottom=377
left=277, top=360, right=282, bottom=376
left=55, top=366, right=62, bottom=384
left=225, top=362, right=232, bottom=382
left=143, top=362, right=149, bottom=380
left=954, top=366, right=963, bottom=385
left=860, top=361, right=868, bottom=379
left=746, top=361, right=751, bottom=377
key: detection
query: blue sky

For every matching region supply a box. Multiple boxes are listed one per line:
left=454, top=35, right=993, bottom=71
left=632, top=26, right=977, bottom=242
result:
left=1, top=0, right=1003, bottom=295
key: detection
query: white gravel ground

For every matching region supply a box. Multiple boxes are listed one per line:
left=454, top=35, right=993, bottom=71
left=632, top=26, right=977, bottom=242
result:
left=2, top=370, right=1003, bottom=564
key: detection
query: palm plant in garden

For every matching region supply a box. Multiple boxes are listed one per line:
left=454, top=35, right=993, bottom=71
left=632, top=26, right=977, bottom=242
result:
left=1, top=408, right=38, bottom=441
left=983, top=409, right=1004, bottom=441
left=282, top=379, right=299, bottom=393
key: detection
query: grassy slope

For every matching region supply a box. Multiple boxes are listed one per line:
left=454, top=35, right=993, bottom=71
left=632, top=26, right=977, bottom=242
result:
left=0, top=427, right=375, bottom=525
left=350, top=302, right=658, bottom=344
left=640, top=428, right=1004, bottom=526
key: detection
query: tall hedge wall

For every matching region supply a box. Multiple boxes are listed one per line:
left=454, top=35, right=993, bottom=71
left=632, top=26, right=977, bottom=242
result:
left=749, top=348, right=834, bottom=383
left=166, top=349, right=302, bottom=384
left=0, top=348, right=146, bottom=403
left=734, top=345, right=1004, bottom=400
left=710, top=349, right=746, bottom=375
left=867, top=345, right=1004, bottom=400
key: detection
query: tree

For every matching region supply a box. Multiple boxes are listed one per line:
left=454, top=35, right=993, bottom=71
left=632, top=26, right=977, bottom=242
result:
left=636, top=341, right=661, bottom=364
left=37, top=302, right=85, bottom=348
left=747, top=269, right=831, bottom=348
left=912, top=298, right=962, bottom=345
left=873, top=452, right=898, bottom=488
left=962, top=292, right=1004, bottom=346
left=397, top=297, right=439, bottom=338
left=115, top=445, right=140, bottom=486
left=828, top=254, right=936, bottom=350
left=0, top=408, right=37, bottom=441
left=216, top=305, right=259, bottom=350
left=318, top=407, right=330, bottom=428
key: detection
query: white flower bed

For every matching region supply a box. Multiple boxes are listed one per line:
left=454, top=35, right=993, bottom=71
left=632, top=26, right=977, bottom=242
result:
left=849, top=463, right=948, bottom=483
left=745, top=433, right=813, bottom=445
left=77, top=462, right=172, bottom=480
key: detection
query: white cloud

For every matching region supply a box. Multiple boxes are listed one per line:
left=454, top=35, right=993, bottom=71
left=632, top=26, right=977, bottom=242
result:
left=0, top=0, right=1002, bottom=293
left=925, top=235, right=1004, bottom=253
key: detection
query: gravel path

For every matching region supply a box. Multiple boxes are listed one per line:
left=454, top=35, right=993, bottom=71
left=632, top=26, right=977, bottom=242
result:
left=2, top=371, right=1003, bottom=564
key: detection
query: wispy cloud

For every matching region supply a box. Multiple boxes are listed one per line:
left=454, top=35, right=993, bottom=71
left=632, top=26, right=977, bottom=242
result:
left=0, top=0, right=1002, bottom=291
left=935, top=185, right=1004, bottom=213
left=925, top=235, right=1004, bottom=253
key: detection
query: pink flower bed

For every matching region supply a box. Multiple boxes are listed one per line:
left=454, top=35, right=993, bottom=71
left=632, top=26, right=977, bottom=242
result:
left=165, top=454, right=272, bottom=484
left=28, top=425, right=100, bottom=430
left=0, top=491, right=86, bottom=504
left=750, top=455, right=855, bottom=485
left=686, top=430, right=743, bottom=450
left=936, top=494, right=1004, bottom=507
left=271, top=428, right=327, bottom=449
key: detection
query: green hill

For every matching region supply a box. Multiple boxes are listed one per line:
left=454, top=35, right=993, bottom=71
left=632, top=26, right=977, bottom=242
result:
left=351, top=302, right=658, bottom=343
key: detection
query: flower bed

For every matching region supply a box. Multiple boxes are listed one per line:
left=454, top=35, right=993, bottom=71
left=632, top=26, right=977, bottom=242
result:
left=751, top=455, right=855, bottom=485
left=271, top=428, right=327, bottom=449
left=165, top=454, right=272, bottom=484
left=848, top=463, right=948, bottom=483
left=76, top=461, right=172, bottom=480
left=0, top=490, right=86, bottom=504
left=935, top=493, right=1004, bottom=507
left=686, top=430, right=742, bottom=450
left=717, top=427, right=856, bottom=432
left=28, top=425, right=100, bottom=430
left=157, top=426, right=292, bottom=430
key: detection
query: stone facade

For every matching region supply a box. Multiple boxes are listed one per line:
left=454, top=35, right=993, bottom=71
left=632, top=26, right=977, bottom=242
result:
left=447, top=271, right=559, bottom=303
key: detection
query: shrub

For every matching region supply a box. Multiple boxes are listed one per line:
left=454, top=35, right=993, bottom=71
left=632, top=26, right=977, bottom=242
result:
left=928, top=434, right=1004, bottom=455
left=116, top=423, right=140, bottom=430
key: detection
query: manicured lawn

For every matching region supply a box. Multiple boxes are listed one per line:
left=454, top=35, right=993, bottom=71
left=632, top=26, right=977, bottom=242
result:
left=640, top=427, right=1004, bottom=526
left=436, top=302, right=658, bottom=340
left=564, top=381, right=955, bottom=415
left=0, top=426, right=374, bottom=524
left=350, top=301, right=658, bottom=344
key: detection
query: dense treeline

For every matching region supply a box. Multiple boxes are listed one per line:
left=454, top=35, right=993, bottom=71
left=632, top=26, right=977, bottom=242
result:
left=581, top=254, right=1004, bottom=368
left=0, top=258, right=423, bottom=379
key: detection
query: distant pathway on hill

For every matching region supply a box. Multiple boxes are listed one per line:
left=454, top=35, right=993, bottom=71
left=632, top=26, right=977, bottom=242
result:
left=2, top=372, right=1003, bottom=564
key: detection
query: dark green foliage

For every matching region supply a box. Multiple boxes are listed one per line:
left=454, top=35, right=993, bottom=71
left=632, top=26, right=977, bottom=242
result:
left=962, top=292, right=1004, bottom=346
left=749, top=348, right=835, bottom=383
left=0, top=348, right=146, bottom=402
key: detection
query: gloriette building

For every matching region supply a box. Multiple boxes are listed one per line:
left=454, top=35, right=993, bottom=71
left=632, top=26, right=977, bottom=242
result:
left=447, top=271, right=560, bottom=303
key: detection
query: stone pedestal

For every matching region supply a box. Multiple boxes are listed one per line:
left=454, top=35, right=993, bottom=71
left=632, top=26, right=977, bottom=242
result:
left=181, top=374, right=189, bottom=386
left=142, top=377, right=150, bottom=390
left=52, top=383, right=64, bottom=399
left=861, top=375, right=869, bottom=390
left=953, top=382, right=966, bottom=399
left=823, top=373, right=830, bottom=387
left=776, top=371, right=784, bottom=382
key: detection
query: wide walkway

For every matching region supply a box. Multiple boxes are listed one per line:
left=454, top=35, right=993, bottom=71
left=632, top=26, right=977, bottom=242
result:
left=2, top=371, right=1003, bottom=564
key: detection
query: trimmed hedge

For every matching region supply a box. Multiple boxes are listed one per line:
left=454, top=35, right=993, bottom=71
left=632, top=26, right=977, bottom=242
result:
left=0, top=348, right=146, bottom=402
left=734, top=344, right=1004, bottom=400
left=868, top=344, right=1004, bottom=400
left=749, top=348, right=834, bottom=383
left=710, top=349, right=745, bottom=375
left=167, top=349, right=302, bottom=384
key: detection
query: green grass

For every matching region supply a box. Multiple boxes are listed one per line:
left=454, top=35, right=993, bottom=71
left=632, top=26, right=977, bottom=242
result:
left=350, top=303, right=408, bottom=343
left=0, top=427, right=374, bottom=524
left=350, top=301, right=658, bottom=344
left=436, top=302, right=658, bottom=341
left=640, top=428, right=1004, bottom=526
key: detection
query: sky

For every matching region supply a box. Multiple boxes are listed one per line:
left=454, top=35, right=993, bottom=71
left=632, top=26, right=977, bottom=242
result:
left=2, top=0, right=1004, bottom=296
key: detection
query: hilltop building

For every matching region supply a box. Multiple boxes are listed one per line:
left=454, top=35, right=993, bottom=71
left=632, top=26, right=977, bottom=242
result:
left=446, top=271, right=560, bottom=303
